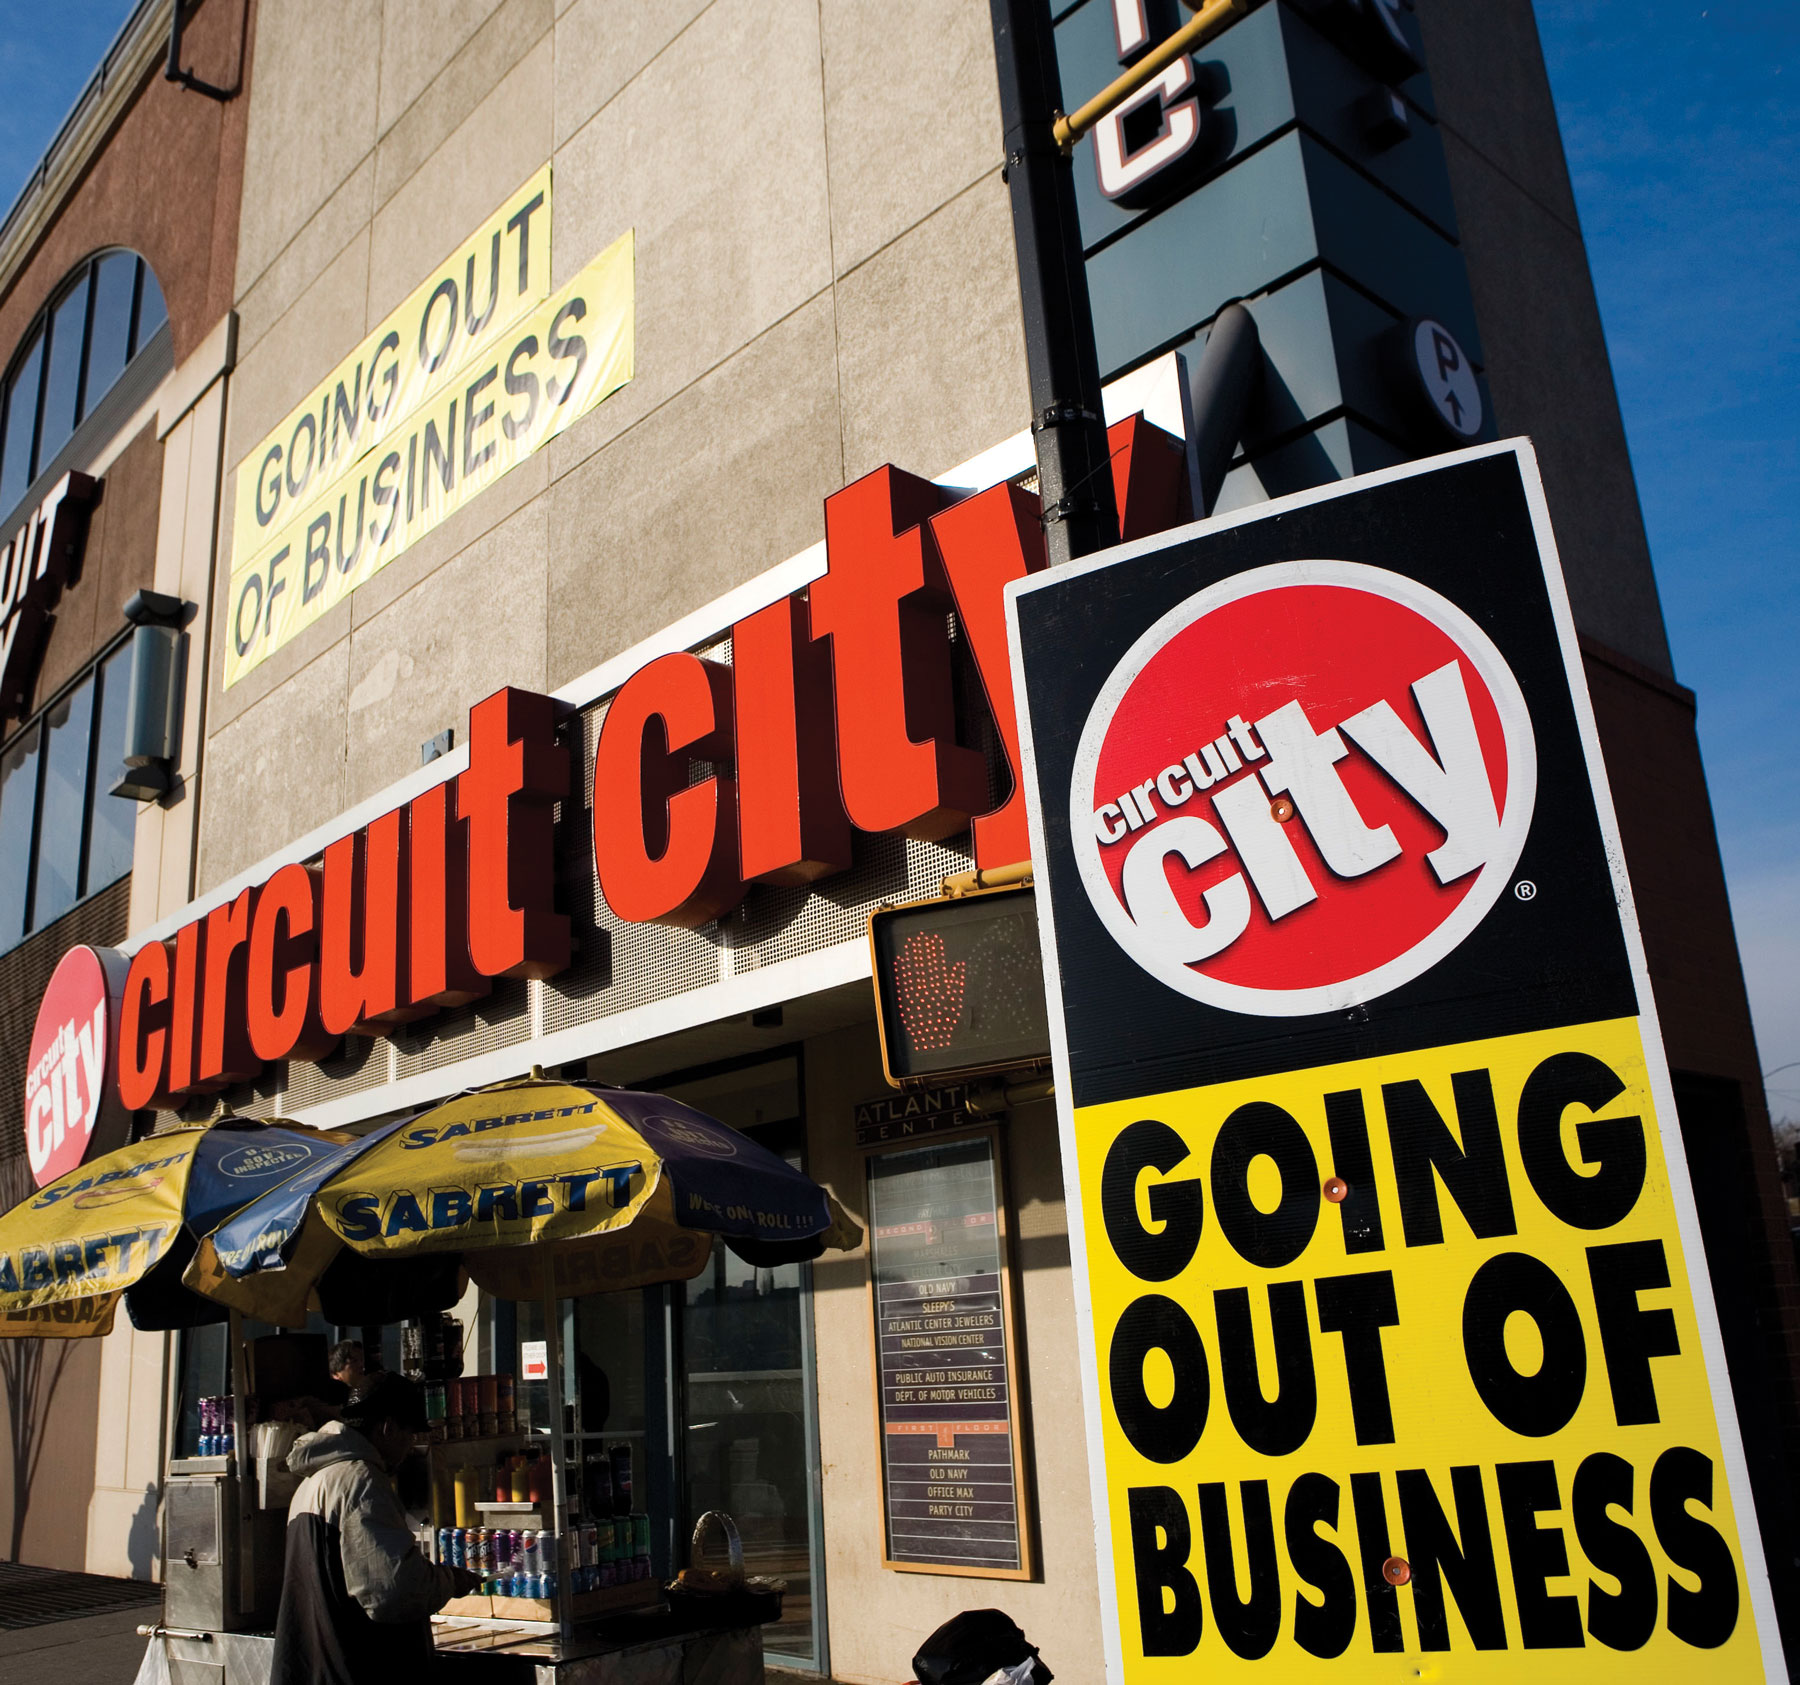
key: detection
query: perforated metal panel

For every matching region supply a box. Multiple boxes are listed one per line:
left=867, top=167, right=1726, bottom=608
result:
left=283, top=1036, right=391, bottom=1112
left=392, top=980, right=532, bottom=1079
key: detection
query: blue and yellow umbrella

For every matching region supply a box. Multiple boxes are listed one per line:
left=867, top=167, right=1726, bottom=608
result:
left=186, top=1082, right=860, bottom=1326
left=0, top=1119, right=352, bottom=1338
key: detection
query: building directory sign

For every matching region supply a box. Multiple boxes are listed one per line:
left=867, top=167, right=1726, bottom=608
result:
left=1006, top=443, right=1786, bottom=1680
left=866, top=1131, right=1032, bottom=1580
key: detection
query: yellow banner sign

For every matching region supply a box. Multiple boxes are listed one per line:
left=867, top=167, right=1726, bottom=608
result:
left=230, top=166, right=553, bottom=572
left=225, top=229, right=633, bottom=687
left=1076, top=1017, right=1764, bottom=1678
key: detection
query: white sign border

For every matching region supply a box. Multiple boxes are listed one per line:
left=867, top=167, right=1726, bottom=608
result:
left=1003, top=436, right=1789, bottom=1683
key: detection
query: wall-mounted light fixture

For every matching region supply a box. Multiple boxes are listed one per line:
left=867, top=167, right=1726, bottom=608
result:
left=111, top=588, right=187, bottom=802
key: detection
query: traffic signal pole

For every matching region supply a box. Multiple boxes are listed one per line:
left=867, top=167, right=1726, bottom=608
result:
left=990, top=0, right=1120, bottom=566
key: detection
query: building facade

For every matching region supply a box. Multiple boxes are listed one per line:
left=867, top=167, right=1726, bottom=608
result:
left=0, top=0, right=1793, bottom=1678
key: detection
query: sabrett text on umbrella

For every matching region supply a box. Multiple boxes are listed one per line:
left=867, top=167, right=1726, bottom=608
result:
left=400, top=1102, right=601, bottom=1147
left=333, top=1164, right=643, bottom=1240
left=29, top=1151, right=187, bottom=1208
left=0, top=1223, right=173, bottom=1291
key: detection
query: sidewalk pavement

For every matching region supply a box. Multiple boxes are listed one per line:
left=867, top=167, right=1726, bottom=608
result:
left=0, top=1606, right=152, bottom=1685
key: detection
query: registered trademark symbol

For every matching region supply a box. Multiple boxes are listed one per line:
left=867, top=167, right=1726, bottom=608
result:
left=1514, top=880, right=1538, bottom=902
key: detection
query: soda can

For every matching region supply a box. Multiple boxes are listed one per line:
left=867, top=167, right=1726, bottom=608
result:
left=632, top=1513, right=649, bottom=1558
left=449, top=1529, right=465, bottom=1569
left=520, top=1532, right=540, bottom=1576
left=437, top=1527, right=453, bottom=1564
left=537, top=1530, right=558, bottom=1573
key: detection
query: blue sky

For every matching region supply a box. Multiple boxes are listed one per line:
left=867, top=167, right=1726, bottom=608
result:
left=1536, top=2, right=1799, bottom=1119
left=0, top=3, right=1792, bottom=1112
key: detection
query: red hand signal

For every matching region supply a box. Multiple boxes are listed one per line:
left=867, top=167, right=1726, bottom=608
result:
left=893, top=932, right=967, bottom=1052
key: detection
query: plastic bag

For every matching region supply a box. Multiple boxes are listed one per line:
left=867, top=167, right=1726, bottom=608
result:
left=912, top=1609, right=1053, bottom=1685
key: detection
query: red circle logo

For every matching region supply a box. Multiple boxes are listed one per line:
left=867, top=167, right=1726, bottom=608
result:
left=1071, top=562, right=1536, bottom=1015
left=25, top=946, right=128, bottom=1187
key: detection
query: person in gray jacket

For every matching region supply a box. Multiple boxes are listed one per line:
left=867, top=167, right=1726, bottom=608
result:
left=269, top=1371, right=476, bottom=1685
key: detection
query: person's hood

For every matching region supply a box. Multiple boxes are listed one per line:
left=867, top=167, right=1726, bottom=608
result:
left=287, top=1418, right=384, bottom=1477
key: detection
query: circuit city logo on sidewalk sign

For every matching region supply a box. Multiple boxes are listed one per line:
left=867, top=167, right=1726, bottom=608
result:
left=1073, top=562, right=1536, bottom=1015
left=25, top=945, right=129, bottom=1187
left=1005, top=443, right=1789, bottom=1681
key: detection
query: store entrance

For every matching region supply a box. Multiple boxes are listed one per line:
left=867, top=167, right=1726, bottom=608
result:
left=515, top=1054, right=825, bottom=1668
left=659, top=1054, right=823, bottom=1670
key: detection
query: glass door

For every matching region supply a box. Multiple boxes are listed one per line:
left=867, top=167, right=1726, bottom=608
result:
left=659, top=1054, right=826, bottom=1670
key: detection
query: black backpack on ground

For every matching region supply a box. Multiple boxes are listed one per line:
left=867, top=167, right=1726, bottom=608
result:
left=912, top=1608, right=1053, bottom=1685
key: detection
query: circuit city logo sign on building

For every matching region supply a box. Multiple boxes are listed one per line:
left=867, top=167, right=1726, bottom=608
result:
left=1071, top=561, right=1536, bottom=1015
left=25, top=945, right=128, bottom=1187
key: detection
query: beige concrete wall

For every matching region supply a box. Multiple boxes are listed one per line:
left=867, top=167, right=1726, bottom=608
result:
left=203, top=0, right=1030, bottom=891
left=805, top=1024, right=1101, bottom=1684
left=84, top=316, right=242, bottom=1582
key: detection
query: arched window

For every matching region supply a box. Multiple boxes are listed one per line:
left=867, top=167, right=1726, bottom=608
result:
left=0, top=249, right=166, bottom=515
left=0, top=251, right=167, bottom=950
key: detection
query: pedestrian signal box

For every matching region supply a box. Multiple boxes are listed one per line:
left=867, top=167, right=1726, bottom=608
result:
left=868, top=886, right=1051, bottom=1088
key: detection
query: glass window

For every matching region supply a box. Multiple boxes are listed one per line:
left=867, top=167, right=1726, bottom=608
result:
left=84, top=641, right=135, bottom=893
left=0, top=328, right=44, bottom=513
left=0, top=724, right=39, bottom=948
left=83, top=253, right=136, bottom=415
left=176, top=1323, right=230, bottom=1458
left=661, top=1057, right=821, bottom=1666
left=132, top=261, right=167, bottom=355
left=33, top=675, right=94, bottom=929
left=37, top=270, right=91, bottom=474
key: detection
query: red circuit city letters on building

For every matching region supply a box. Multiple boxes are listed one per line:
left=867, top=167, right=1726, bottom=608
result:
left=94, top=419, right=1185, bottom=1111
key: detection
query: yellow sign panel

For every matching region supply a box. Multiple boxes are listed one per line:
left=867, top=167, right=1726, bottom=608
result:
left=229, top=166, right=553, bottom=573
left=224, top=229, right=633, bottom=687
left=1075, top=1017, right=1762, bottom=1677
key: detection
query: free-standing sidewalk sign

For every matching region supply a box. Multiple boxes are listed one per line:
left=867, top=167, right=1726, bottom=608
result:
left=1005, top=441, right=1787, bottom=1680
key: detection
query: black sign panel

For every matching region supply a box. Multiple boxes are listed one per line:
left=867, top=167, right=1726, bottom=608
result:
left=1009, top=449, right=1636, bottom=1108
left=866, top=1133, right=1030, bottom=1578
left=868, top=887, right=1051, bottom=1085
